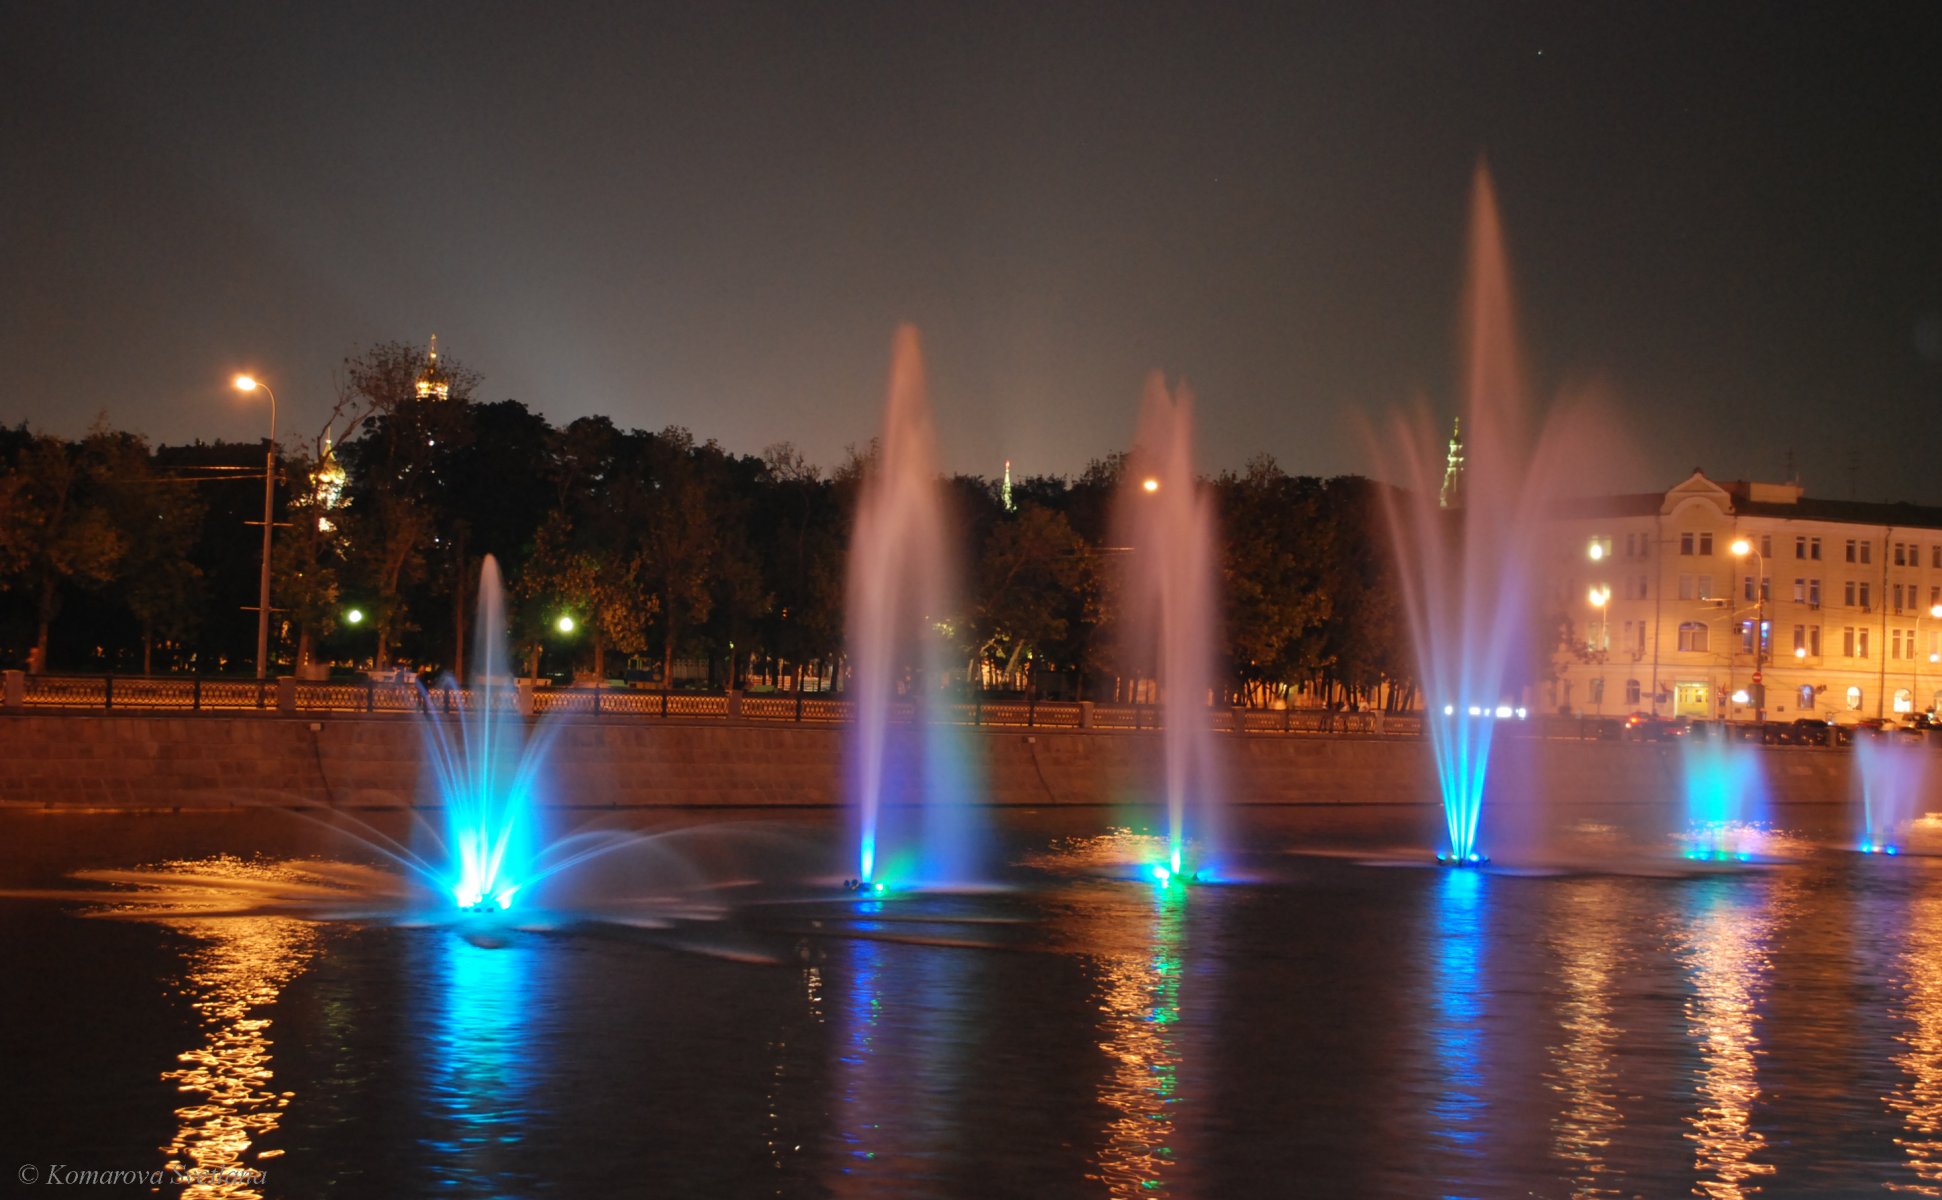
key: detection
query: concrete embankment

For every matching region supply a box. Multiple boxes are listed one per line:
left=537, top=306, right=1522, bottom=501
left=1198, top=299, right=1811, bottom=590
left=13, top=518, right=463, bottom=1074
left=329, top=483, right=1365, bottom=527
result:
left=0, top=713, right=1890, bottom=813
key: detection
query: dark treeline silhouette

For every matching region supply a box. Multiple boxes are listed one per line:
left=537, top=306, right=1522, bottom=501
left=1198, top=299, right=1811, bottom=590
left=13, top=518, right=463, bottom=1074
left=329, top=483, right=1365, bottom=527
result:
left=0, top=343, right=1417, bottom=709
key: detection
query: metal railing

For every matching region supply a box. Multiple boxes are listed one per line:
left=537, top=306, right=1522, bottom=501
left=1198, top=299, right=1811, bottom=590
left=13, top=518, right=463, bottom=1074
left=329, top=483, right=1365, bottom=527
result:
left=4, top=673, right=1423, bottom=736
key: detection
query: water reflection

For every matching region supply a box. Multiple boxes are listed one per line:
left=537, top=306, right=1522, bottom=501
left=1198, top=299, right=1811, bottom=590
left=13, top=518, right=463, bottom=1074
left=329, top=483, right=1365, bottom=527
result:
left=417, top=931, right=550, bottom=1195
left=1090, top=884, right=1188, bottom=1197
left=1542, top=881, right=1626, bottom=1199
left=1676, top=880, right=1781, bottom=1199
left=1427, top=868, right=1491, bottom=1174
left=828, top=903, right=976, bottom=1195
left=1891, top=891, right=1942, bottom=1193
left=159, top=864, right=323, bottom=1200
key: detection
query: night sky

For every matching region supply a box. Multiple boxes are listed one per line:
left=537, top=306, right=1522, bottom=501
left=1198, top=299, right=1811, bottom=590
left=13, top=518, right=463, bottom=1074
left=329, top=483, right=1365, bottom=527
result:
left=5, top=3, right=1940, bottom=499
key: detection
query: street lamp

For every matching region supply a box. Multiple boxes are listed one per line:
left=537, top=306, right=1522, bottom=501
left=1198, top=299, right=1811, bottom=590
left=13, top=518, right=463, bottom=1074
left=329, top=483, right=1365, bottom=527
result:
left=1587, top=584, right=1611, bottom=713
left=1730, top=537, right=1766, bottom=723
left=233, top=374, right=278, bottom=681
left=1914, top=603, right=1942, bottom=719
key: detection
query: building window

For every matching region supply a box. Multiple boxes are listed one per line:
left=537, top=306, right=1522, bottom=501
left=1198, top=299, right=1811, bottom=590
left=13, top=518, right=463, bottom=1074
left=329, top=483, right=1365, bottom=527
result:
left=1845, top=627, right=1856, bottom=657
left=1897, top=543, right=1909, bottom=567
left=1861, top=629, right=1871, bottom=658
left=1809, top=579, right=1822, bottom=605
left=1847, top=539, right=1859, bottom=563
left=1810, top=626, right=1821, bottom=656
left=1800, top=684, right=1816, bottom=711
left=1761, top=535, right=1772, bottom=558
left=1793, top=625, right=1806, bottom=653
left=1847, top=685, right=1864, bottom=711
left=1810, top=537, right=1822, bottom=560
left=1678, top=574, right=1693, bottom=600
left=1637, top=622, right=1647, bottom=654
left=1626, top=679, right=1641, bottom=705
left=1634, top=575, right=1650, bottom=600
left=1740, top=621, right=1757, bottom=654
left=1933, top=544, right=1941, bottom=569
left=1862, top=582, right=1873, bottom=609
left=1678, top=622, right=1708, bottom=652
left=1896, top=688, right=1915, bottom=714
left=1701, top=532, right=1714, bottom=556
left=1589, top=678, right=1605, bottom=705
left=1698, top=575, right=1714, bottom=600
left=1796, top=535, right=1808, bottom=559
left=1864, top=541, right=1873, bottom=564
left=1681, top=532, right=1695, bottom=556
left=1893, top=629, right=1906, bottom=660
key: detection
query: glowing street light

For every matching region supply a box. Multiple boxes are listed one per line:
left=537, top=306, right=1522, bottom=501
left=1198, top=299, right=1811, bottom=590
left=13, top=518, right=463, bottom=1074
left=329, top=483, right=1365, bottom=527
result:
left=344, top=608, right=364, bottom=626
left=556, top=615, right=577, bottom=634
left=1586, top=540, right=1605, bottom=561
left=233, top=374, right=278, bottom=680
left=1141, top=477, right=1161, bottom=494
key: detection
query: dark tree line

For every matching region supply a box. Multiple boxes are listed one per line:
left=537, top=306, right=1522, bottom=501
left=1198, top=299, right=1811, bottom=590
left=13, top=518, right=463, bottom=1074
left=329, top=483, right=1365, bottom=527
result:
left=0, top=342, right=1419, bottom=708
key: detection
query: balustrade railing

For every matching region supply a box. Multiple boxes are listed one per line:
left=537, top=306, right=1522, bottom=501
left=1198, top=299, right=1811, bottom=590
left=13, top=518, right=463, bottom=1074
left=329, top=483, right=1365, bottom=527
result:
left=5, top=673, right=1422, bottom=736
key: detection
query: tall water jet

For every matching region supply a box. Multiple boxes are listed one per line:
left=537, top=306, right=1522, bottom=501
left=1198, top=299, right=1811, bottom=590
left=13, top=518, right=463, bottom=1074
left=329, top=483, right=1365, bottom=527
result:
left=845, top=326, right=980, bottom=887
left=1856, top=736, right=1928, bottom=854
left=1381, top=164, right=1582, bottom=865
left=419, top=554, right=555, bottom=912
left=1115, top=374, right=1224, bottom=878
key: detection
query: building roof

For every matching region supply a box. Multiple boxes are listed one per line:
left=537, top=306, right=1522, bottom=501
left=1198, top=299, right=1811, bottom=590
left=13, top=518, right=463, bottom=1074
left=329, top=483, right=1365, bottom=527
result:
left=1557, top=470, right=1942, bottom=532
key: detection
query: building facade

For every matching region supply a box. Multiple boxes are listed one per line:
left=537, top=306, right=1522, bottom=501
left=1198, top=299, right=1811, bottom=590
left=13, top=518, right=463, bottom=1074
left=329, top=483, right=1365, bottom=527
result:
left=1550, top=471, right=1942, bottom=724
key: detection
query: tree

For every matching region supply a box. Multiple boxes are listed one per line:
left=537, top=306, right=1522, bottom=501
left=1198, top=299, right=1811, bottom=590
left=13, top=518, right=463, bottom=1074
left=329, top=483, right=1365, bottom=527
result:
left=0, top=428, right=127, bottom=670
left=972, top=503, right=1092, bottom=693
left=334, top=341, right=479, bottom=667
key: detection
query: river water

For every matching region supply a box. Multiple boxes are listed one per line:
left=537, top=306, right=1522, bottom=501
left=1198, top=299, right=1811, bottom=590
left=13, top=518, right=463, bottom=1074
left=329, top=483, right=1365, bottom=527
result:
left=2, top=805, right=1935, bottom=1198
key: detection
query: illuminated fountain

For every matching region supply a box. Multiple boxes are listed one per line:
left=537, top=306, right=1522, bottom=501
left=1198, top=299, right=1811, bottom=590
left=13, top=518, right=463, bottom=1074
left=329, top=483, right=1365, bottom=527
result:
left=1856, top=735, right=1928, bottom=855
left=845, top=325, right=981, bottom=890
left=422, top=555, right=552, bottom=913
left=1381, top=165, right=1584, bottom=866
left=1677, top=737, right=1769, bottom=862
left=1115, top=374, right=1224, bottom=882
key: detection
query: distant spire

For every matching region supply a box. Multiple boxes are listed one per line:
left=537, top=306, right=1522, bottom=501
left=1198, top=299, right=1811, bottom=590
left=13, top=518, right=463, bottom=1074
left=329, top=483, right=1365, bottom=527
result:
left=1439, top=418, right=1465, bottom=509
left=414, top=334, right=451, bottom=401
left=1002, top=459, right=1014, bottom=512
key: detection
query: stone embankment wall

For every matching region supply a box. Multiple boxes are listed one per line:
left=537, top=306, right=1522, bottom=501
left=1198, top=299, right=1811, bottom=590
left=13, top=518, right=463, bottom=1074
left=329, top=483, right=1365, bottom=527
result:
left=0, top=713, right=1886, bottom=812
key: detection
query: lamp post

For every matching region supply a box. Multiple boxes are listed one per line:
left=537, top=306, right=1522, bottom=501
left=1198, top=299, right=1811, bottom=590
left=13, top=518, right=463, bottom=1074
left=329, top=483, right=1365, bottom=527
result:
left=1731, top=538, right=1765, bottom=723
left=1914, top=603, right=1942, bottom=720
left=1587, top=584, right=1611, bottom=713
left=233, top=375, right=278, bottom=680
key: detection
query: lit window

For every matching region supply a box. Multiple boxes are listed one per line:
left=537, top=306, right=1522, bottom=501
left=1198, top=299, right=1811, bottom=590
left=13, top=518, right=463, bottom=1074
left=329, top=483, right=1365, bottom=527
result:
left=1848, top=685, right=1864, bottom=710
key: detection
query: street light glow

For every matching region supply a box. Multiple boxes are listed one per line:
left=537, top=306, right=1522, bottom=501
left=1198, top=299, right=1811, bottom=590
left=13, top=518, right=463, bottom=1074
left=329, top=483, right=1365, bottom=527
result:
left=345, top=608, right=364, bottom=625
left=233, top=374, right=259, bottom=392
left=1587, top=584, right=1610, bottom=607
left=1141, top=477, right=1160, bottom=493
left=1586, top=541, right=1604, bottom=561
left=1730, top=537, right=1752, bottom=557
left=556, top=615, right=576, bottom=633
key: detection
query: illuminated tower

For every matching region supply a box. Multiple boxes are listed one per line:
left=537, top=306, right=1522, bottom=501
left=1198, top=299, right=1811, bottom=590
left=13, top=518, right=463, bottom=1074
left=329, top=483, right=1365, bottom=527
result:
left=414, top=334, right=451, bottom=401
left=1002, top=459, right=1014, bottom=512
left=1439, top=418, right=1465, bottom=509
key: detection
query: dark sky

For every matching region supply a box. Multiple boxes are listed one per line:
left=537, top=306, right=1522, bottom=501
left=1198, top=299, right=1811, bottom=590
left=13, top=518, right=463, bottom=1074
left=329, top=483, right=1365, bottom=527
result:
left=5, top=3, right=1941, bottom=498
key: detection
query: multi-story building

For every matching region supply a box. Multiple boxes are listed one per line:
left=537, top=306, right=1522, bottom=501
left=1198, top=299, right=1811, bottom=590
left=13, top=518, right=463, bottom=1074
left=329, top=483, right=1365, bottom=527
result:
left=1550, top=470, right=1942, bottom=724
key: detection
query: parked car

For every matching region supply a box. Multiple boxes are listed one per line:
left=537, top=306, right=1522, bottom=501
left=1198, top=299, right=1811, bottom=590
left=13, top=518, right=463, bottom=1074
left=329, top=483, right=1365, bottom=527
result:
left=1778, top=718, right=1831, bottom=745
left=1623, top=712, right=1685, bottom=741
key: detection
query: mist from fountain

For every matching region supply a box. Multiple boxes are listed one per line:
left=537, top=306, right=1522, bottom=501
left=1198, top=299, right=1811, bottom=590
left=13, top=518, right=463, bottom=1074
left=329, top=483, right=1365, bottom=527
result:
left=1114, top=374, right=1224, bottom=880
left=1856, top=736, right=1928, bottom=854
left=845, top=325, right=981, bottom=888
left=1380, top=164, right=1590, bottom=865
left=1678, top=737, right=1770, bottom=861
